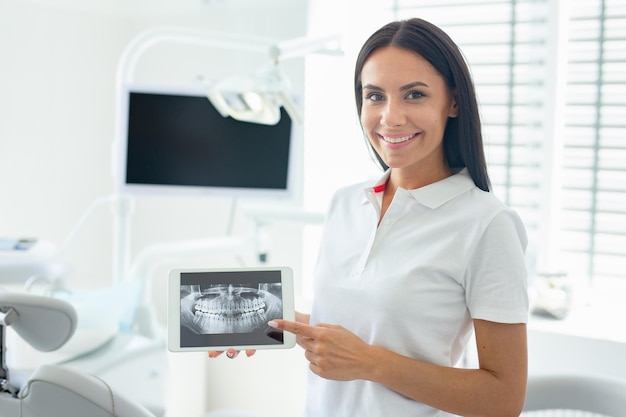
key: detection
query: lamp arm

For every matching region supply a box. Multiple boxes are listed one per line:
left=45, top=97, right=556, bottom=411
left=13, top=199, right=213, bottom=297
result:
left=269, top=33, right=342, bottom=62
left=116, top=27, right=341, bottom=88
left=117, top=27, right=277, bottom=87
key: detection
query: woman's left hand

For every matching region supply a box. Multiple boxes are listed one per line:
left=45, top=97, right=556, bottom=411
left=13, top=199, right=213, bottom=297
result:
left=268, top=319, right=375, bottom=381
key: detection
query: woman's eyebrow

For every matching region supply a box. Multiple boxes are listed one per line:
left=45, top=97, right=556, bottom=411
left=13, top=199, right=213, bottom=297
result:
left=362, top=81, right=429, bottom=92
left=400, top=81, right=429, bottom=91
left=362, top=83, right=383, bottom=91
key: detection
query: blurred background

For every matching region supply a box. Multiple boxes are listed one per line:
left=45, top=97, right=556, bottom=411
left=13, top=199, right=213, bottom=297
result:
left=0, top=0, right=625, bottom=416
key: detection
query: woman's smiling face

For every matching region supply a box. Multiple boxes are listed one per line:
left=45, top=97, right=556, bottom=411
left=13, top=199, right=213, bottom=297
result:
left=360, top=46, right=458, bottom=185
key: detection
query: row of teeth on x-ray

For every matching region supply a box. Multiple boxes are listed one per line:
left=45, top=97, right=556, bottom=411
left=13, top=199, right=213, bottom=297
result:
left=194, top=297, right=266, bottom=317
left=186, top=284, right=281, bottom=334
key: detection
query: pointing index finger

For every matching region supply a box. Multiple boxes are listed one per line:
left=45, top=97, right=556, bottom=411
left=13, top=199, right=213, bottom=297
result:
left=269, top=319, right=317, bottom=337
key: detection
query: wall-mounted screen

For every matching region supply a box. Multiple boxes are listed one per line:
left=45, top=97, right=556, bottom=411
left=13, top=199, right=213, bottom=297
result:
left=114, top=84, right=299, bottom=199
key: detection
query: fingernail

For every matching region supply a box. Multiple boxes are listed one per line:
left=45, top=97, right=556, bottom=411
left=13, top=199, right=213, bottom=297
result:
left=268, top=320, right=278, bottom=328
left=226, top=351, right=234, bottom=358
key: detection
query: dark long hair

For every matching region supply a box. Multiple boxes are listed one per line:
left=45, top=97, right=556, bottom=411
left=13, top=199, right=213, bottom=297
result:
left=354, top=18, right=490, bottom=192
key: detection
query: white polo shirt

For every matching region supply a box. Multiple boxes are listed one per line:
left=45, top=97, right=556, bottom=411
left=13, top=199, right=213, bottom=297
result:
left=304, top=169, right=528, bottom=417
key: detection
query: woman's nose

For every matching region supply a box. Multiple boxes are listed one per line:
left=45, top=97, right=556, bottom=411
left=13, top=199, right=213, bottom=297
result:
left=380, top=100, right=406, bottom=127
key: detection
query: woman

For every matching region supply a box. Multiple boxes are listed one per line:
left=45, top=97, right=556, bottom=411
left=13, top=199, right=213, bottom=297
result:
left=222, top=18, right=529, bottom=417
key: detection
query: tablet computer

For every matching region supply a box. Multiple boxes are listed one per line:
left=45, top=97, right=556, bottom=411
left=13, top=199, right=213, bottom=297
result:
left=168, top=266, right=295, bottom=352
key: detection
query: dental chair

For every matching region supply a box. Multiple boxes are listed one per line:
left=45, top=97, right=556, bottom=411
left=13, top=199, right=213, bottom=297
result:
left=1, top=237, right=169, bottom=416
left=0, top=292, right=155, bottom=417
left=522, top=374, right=626, bottom=417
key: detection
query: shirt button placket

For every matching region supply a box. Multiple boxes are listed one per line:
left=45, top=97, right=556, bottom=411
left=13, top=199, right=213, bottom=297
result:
left=351, top=222, right=378, bottom=278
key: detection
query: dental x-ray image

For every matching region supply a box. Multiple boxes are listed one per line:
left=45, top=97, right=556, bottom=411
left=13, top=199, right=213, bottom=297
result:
left=180, top=282, right=283, bottom=334
left=178, top=270, right=285, bottom=348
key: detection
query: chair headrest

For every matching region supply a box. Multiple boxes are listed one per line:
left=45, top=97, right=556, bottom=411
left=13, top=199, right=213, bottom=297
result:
left=0, top=292, right=77, bottom=351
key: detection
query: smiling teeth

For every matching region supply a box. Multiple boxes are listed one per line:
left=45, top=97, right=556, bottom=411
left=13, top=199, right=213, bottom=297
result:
left=383, top=134, right=414, bottom=143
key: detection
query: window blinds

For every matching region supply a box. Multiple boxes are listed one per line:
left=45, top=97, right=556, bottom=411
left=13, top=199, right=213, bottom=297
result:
left=561, top=0, right=626, bottom=284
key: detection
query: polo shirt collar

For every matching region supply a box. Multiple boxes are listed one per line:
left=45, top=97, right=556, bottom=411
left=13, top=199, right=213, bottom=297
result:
left=363, top=168, right=477, bottom=209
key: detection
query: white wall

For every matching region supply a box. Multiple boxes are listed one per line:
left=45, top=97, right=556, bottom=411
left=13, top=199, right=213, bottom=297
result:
left=0, top=1, right=310, bottom=416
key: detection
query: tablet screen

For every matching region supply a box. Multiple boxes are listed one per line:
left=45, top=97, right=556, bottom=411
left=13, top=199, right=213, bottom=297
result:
left=168, top=267, right=295, bottom=351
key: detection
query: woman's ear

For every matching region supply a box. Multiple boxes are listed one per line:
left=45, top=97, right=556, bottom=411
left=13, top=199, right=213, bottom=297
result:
left=448, top=96, right=459, bottom=118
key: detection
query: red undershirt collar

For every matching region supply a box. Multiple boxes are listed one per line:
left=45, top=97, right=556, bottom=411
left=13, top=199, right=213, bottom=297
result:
left=373, top=183, right=386, bottom=193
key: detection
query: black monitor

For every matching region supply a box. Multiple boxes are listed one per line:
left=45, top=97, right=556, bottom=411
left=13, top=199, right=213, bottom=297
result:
left=114, top=84, right=299, bottom=199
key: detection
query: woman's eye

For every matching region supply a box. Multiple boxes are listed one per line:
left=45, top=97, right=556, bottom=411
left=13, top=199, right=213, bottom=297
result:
left=365, top=93, right=384, bottom=102
left=406, top=90, right=425, bottom=99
